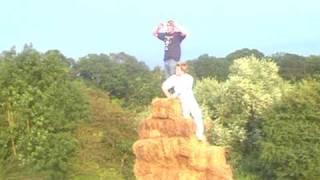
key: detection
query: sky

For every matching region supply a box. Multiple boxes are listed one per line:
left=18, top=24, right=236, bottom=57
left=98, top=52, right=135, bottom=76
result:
left=1, top=0, right=320, bottom=68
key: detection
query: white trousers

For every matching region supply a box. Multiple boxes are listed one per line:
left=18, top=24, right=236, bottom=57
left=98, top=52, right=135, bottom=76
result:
left=180, top=98, right=205, bottom=140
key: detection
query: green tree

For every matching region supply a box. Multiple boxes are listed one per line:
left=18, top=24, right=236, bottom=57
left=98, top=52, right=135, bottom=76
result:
left=188, top=54, right=231, bottom=81
left=0, top=48, right=88, bottom=179
left=258, top=79, right=320, bottom=180
left=305, top=55, right=320, bottom=77
left=70, top=87, right=137, bottom=180
left=75, top=52, right=162, bottom=108
left=226, top=48, right=264, bottom=60
left=195, top=56, right=284, bottom=146
left=272, top=53, right=306, bottom=80
left=195, top=56, right=286, bottom=179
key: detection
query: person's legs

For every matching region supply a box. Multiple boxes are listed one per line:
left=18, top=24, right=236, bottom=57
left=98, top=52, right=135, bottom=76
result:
left=181, top=101, right=192, bottom=119
left=181, top=100, right=205, bottom=141
left=191, top=107, right=205, bottom=141
left=164, top=59, right=177, bottom=78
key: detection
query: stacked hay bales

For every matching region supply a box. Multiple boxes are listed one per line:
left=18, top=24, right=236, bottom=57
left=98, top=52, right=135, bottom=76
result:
left=133, top=98, right=233, bottom=180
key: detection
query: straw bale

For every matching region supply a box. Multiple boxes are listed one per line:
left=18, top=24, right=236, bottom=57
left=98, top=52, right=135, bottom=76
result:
left=139, top=118, right=196, bottom=138
left=206, top=146, right=233, bottom=180
left=206, top=146, right=227, bottom=168
left=206, top=167, right=233, bottom=180
left=188, top=143, right=209, bottom=171
left=133, top=98, right=233, bottom=180
left=151, top=98, right=183, bottom=119
left=133, top=139, right=166, bottom=163
left=133, top=137, right=233, bottom=179
left=133, top=137, right=190, bottom=163
left=134, top=160, right=151, bottom=177
left=135, top=164, right=206, bottom=180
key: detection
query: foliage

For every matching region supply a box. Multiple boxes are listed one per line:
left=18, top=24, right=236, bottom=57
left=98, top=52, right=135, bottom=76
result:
left=305, top=55, right=320, bottom=76
left=226, top=48, right=265, bottom=60
left=69, top=87, right=137, bottom=180
left=271, top=53, right=320, bottom=81
left=0, top=47, right=89, bottom=179
left=74, top=52, right=163, bottom=108
left=195, top=56, right=288, bottom=180
left=1, top=45, right=320, bottom=180
left=195, top=56, right=284, bottom=146
left=272, top=53, right=306, bottom=81
left=188, top=54, right=231, bottom=81
left=195, top=55, right=320, bottom=179
left=258, top=79, right=320, bottom=180
left=189, top=50, right=320, bottom=82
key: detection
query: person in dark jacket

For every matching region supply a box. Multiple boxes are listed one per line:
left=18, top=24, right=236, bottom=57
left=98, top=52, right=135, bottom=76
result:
left=153, top=20, right=187, bottom=77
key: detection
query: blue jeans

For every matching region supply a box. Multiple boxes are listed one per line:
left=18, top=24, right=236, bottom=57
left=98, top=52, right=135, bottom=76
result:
left=164, top=59, right=178, bottom=78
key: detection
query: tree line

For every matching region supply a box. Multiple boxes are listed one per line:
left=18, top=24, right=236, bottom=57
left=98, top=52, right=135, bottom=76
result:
left=189, top=48, right=320, bottom=82
left=0, top=45, right=319, bottom=179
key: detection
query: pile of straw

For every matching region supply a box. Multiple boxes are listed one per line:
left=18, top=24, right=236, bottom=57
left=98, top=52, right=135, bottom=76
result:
left=133, top=98, right=233, bottom=180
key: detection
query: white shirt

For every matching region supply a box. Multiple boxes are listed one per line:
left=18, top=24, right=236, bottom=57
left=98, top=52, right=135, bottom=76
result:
left=162, top=73, right=204, bottom=140
left=162, top=74, right=200, bottom=111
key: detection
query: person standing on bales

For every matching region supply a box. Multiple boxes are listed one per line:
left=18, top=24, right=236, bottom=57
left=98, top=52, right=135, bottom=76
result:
left=161, top=62, right=205, bottom=141
left=153, top=20, right=187, bottom=78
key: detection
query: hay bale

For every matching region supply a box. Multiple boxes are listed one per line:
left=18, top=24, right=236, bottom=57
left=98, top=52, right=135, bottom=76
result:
left=205, top=146, right=233, bottom=179
left=133, top=139, right=166, bottom=163
left=133, top=138, right=233, bottom=179
left=186, top=138, right=210, bottom=171
left=206, top=167, right=233, bottom=180
left=134, top=160, right=151, bottom=177
left=151, top=98, right=182, bottom=119
left=135, top=164, right=205, bottom=180
left=133, top=137, right=190, bottom=165
left=138, top=118, right=196, bottom=138
left=206, top=146, right=227, bottom=168
left=133, top=98, right=233, bottom=180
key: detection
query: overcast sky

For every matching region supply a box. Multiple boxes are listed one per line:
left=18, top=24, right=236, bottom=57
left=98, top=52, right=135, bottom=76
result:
left=1, top=0, right=320, bottom=67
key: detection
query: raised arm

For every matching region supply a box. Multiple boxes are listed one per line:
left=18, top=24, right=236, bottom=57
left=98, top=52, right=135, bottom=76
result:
left=153, top=23, right=165, bottom=37
left=174, top=23, right=188, bottom=36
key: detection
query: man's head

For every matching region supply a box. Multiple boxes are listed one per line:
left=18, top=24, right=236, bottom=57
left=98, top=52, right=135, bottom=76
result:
left=175, top=62, right=188, bottom=75
left=166, top=20, right=175, bottom=33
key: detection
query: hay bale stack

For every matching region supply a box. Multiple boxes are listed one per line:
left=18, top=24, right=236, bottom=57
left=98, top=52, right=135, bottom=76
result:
left=133, top=98, right=233, bottom=180
left=138, top=98, right=196, bottom=139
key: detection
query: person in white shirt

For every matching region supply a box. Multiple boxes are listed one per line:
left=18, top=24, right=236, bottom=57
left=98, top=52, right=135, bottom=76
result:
left=162, top=62, right=205, bottom=141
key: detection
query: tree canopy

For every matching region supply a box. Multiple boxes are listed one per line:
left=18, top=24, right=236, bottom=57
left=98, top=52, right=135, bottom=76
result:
left=0, top=45, right=319, bottom=179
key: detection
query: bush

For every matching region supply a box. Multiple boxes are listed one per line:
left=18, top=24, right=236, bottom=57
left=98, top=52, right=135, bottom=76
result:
left=259, top=79, right=320, bottom=179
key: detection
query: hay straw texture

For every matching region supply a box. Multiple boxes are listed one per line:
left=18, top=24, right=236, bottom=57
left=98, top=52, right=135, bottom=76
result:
left=133, top=98, right=233, bottom=180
